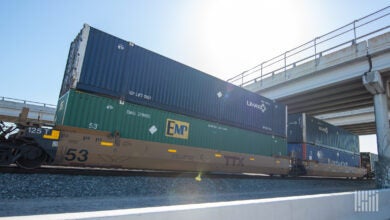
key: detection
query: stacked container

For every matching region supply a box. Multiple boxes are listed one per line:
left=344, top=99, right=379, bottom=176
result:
left=56, top=24, right=288, bottom=158
left=287, top=113, right=360, bottom=167
left=56, top=90, right=286, bottom=156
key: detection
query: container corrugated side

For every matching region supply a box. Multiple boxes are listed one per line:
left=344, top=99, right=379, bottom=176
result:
left=59, top=24, right=287, bottom=138
left=287, top=113, right=304, bottom=143
left=273, top=102, right=287, bottom=138
left=287, top=143, right=305, bottom=159
left=305, top=114, right=359, bottom=153
left=55, top=90, right=287, bottom=157
left=305, top=144, right=360, bottom=167
left=287, top=143, right=360, bottom=167
left=288, top=113, right=359, bottom=153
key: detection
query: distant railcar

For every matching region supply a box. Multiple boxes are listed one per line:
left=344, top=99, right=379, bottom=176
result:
left=360, top=152, right=378, bottom=178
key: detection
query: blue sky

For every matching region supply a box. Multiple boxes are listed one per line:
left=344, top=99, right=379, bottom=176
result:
left=0, top=0, right=389, bottom=152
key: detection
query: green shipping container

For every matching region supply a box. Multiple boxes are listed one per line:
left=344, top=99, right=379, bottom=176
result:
left=55, top=90, right=287, bottom=157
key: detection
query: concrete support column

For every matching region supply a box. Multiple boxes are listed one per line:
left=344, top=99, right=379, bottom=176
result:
left=363, top=71, right=390, bottom=188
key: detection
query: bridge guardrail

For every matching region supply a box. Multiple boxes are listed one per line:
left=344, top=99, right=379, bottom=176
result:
left=0, top=96, right=56, bottom=109
left=227, top=6, right=390, bottom=87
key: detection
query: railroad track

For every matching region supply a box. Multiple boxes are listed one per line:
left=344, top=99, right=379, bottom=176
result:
left=0, top=165, right=188, bottom=178
left=0, top=164, right=370, bottom=181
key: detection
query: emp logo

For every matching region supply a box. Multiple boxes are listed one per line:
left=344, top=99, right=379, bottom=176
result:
left=354, top=190, right=379, bottom=212
left=165, top=119, right=189, bottom=139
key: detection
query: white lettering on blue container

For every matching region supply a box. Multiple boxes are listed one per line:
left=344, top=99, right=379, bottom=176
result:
left=318, top=126, right=328, bottom=134
left=262, top=126, right=272, bottom=131
left=129, top=90, right=152, bottom=100
left=117, top=44, right=125, bottom=50
left=246, top=100, right=267, bottom=113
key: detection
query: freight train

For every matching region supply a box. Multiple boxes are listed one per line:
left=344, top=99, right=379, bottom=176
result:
left=0, top=24, right=375, bottom=178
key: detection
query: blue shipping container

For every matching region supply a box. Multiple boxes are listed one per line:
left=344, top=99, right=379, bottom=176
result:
left=288, top=143, right=360, bottom=167
left=288, top=113, right=359, bottom=152
left=60, top=24, right=287, bottom=137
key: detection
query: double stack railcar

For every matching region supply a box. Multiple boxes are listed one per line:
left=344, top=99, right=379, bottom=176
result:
left=287, top=113, right=365, bottom=177
left=0, top=24, right=369, bottom=178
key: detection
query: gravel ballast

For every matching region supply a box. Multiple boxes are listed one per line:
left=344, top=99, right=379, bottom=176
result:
left=0, top=172, right=377, bottom=216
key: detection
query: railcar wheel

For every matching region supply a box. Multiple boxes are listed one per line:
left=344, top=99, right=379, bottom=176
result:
left=15, top=145, right=47, bottom=169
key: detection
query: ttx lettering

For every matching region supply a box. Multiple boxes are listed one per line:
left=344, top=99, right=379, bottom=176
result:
left=224, top=156, right=244, bottom=166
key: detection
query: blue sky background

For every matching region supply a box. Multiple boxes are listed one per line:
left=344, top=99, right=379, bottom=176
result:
left=0, top=0, right=389, bottom=152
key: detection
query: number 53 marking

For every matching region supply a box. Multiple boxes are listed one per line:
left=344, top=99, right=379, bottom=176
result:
left=64, top=148, right=88, bottom=162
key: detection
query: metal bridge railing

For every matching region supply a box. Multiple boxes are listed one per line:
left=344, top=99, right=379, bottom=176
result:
left=227, top=6, right=390, bottom=87
left=0, top=96, right=56, bottom=109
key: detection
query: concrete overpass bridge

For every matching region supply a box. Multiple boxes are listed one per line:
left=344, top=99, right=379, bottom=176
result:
left=244, top=32, right=390, bottom=135
left=228, top=6, right=390, bottom=136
